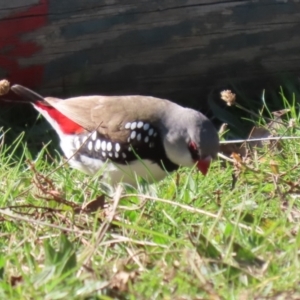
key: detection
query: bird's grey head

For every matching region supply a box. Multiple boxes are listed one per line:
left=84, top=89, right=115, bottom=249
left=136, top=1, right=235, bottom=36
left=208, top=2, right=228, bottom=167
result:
left=161, top=107, right=219, bottom=175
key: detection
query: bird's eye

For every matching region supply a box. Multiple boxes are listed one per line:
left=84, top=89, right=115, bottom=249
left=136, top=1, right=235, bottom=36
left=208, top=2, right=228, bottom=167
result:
left=188, top=141, right=199, bottom=160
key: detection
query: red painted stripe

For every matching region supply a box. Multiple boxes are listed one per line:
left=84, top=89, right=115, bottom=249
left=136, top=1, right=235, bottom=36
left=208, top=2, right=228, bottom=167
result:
left=35, top=102, right=84, bottom=134
left=34, top=102, right=84, bottom=134
left=0, top=0, right=48, bottom=88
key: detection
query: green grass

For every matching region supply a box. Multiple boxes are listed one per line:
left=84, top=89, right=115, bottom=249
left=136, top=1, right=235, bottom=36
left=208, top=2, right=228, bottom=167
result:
left=1, top=93, right=300, bottom=299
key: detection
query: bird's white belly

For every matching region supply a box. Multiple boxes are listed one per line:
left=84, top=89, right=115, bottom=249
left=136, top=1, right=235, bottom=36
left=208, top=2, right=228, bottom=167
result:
left=72, top=155, right=167, bottom=185
left=108, top=159, right=168, bottom=185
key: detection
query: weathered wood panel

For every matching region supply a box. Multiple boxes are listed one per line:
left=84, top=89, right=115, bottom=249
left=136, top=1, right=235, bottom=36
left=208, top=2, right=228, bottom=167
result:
left=1, top=0, right=300, bottom=109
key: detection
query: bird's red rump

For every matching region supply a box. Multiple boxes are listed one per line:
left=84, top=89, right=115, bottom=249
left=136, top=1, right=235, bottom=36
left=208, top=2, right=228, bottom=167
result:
left=35, top=102, right=84, bottom=134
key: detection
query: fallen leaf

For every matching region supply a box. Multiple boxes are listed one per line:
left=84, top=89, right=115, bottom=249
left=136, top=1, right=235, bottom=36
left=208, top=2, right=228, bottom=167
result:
left=110, top=270, right=138, bottom=292
left=10, top=275, right=23, bottom=287
left=231, top=152, right=242, bottom=164
left=270, top=160, right=279, bottom=175
left=81, top=195, right=106, bottom=213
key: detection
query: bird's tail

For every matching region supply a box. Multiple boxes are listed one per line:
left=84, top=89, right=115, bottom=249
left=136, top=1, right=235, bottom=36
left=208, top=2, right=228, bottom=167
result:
left=11, top=84, right=45, bottom=102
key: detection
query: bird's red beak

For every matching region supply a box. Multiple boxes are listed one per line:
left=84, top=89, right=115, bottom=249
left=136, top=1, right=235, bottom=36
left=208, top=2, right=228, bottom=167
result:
left=196, top=156, right=212, bottom=175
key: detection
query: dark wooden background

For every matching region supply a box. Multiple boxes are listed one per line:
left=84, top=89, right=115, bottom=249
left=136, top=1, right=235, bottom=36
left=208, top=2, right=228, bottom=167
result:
left=1, top=0, right=300, bottom=111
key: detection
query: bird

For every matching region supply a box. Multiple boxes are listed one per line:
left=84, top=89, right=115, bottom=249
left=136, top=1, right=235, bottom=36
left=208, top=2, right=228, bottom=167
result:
left=10, top=84, right=219, bottom=186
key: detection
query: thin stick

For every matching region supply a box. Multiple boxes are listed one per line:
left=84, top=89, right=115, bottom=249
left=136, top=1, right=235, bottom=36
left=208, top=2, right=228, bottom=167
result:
left=0, top=208, right=91, bottom=234
left=217, top=152, right=234, bottom=163
left=220, top=136, right=300, bottom=144
left=120, top=194, right=264, bottom=234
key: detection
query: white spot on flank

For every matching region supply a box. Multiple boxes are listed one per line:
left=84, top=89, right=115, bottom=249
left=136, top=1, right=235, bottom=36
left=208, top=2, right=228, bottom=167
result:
left=130, top=131, right=136, bottom=139
left=137, top=133, right=142, bottom=141
left=128, top=147, right=132, bottom=151
left=127, top=137, right=131, bottom=142
left=143, top=123, right=150, bottom=131
left=144, top=136, right=149, bottom=143
left=137, top=121, right=143, bottom=128
left=95, top=139, right=101, bottom=151
left=153, top=132, right=157, bottom=137
left=107, top=142, right=112, bottom=151
left=91, top=131, right=97, bottom=141
left=149, top=142, right=155, bottom=148
left=130, top=122, right=137, bottom=130
left=122, top=153, right=127, bottom=159
left=125, top=122, right=131, bottom=129
left=115, top=143, right=121, bottom=152
left=101, top=141, right=106, bottom=151
left=148, top=128, right=154, bottom=136
left=88, top=141, right=93, bottom=151
left=102, top=152, right=106, bottom=157
left=115, top=152, right=119, bottom=158
left=74, top=137, right=81, bottom=149
left=108, top=152, right=113, bottom=157
left=81, top=135, right=88, bottom=143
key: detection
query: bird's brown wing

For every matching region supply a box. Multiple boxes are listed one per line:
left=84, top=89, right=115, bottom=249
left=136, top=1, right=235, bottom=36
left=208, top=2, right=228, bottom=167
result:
left=45, top=95, right=169, bottom=143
